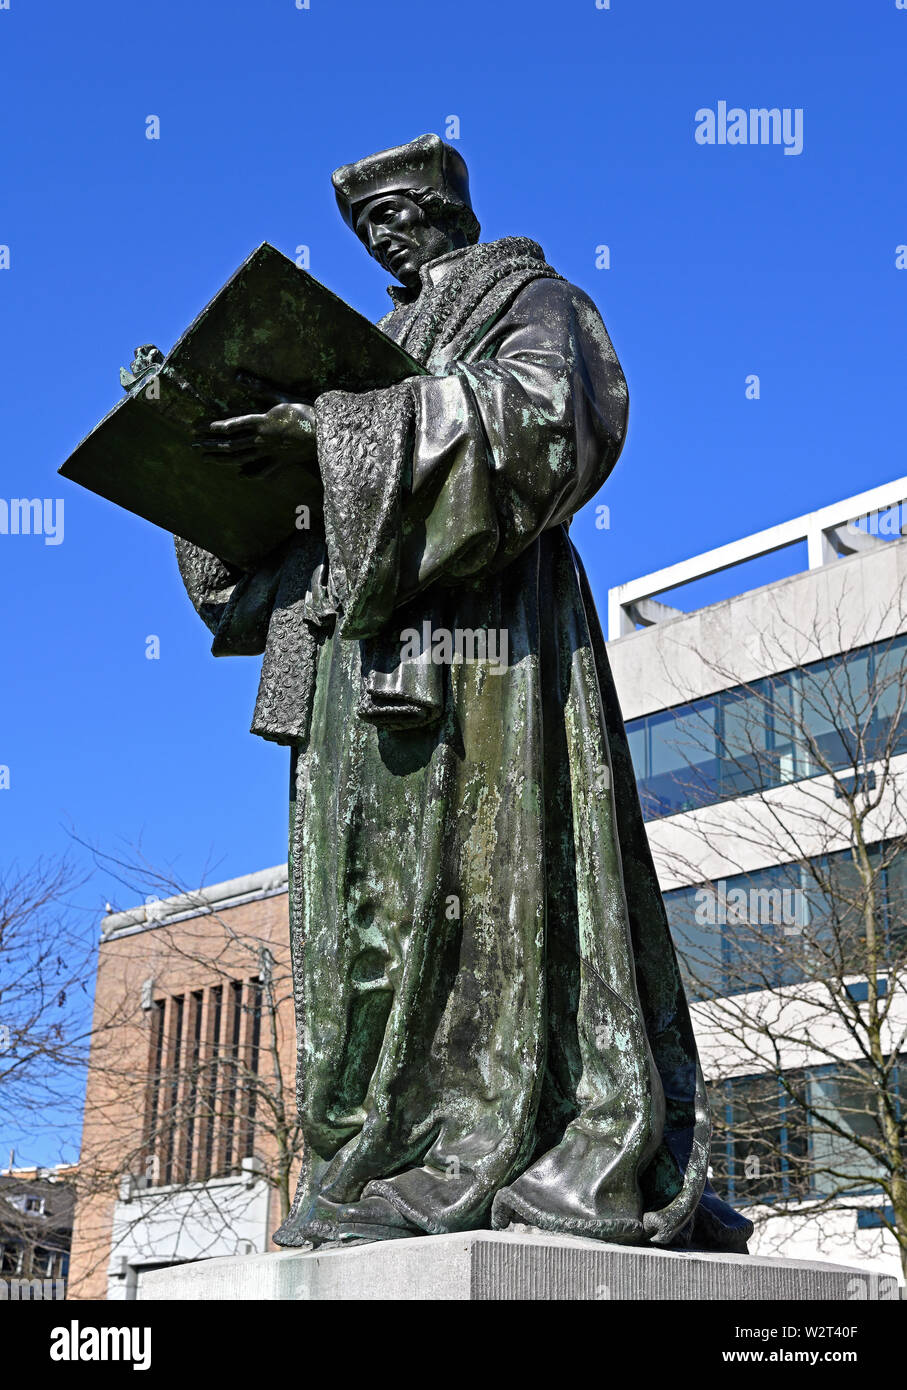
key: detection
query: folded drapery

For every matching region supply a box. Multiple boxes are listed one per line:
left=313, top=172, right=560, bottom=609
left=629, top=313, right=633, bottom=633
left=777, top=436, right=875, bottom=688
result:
left=176, top=236, right=754, bottom=1254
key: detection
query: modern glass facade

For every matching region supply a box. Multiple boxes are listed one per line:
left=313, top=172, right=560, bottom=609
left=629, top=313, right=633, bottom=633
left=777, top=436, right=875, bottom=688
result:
left=665, top=845, right=907, bottom=1000
left=626, top=634, right=907, bottom=820
left=710, top=1061, right=903, bottom=1204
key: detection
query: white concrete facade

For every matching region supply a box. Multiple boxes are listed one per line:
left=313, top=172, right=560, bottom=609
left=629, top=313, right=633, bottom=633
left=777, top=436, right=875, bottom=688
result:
left=607, top=480, right=907, bottom=1283
left=607, top=474, right=907, bottom=642
left=106, top=1160, right=272, bottom=1300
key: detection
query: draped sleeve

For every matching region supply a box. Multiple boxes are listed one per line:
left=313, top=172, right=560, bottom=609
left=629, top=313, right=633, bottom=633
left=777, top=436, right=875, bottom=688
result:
left=315, top=277, right=628, bottom=641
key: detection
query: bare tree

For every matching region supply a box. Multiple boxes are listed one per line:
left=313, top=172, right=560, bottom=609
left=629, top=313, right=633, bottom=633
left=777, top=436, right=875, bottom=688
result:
left=0, top=857, right=111, bottom=1294
left=0, top=858, right=99, bottom=1162
left=643, top=582, right=907, bottom=1279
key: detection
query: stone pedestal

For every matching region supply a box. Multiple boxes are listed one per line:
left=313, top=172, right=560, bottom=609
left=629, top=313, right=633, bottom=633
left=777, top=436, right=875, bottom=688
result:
left=138, top=1230, right=899, bottom=1301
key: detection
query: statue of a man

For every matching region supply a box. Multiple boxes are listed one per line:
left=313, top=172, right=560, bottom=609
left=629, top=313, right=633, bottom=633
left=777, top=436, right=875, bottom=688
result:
left=177, top=134, right=751, bottom=1252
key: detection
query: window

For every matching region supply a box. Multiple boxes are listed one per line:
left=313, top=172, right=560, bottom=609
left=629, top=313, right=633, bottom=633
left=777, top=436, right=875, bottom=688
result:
left=797, top=650, right=872, bottom=778
left=626, top=634, right=907, bottom=821
left=667, top=861, right=808, bottom=999
left=643, top=699, right=719, bottom=816
left=807, top=1065, right=892, bottom=1194
left=881, top=847, right=907, bottom=959
left=844, top=979, right=888, bottom=1003
left=709, top=1062, right=902, bottom=1206
left=242, top=981, right=263, bottom=1163
left=800, top=846, right=885, bottom=978
left=710, top=1073, right=809, bottom=1204
left=861, top=634, right=907, bottom=763
left=718, top=681, right=774, bottom=798
left=142, top=999, right=166, bottom=1183
left=202, top=985, right=224, bottom=1181
left=219, top=981, right=244, bottom=1175
left=183, top=992, right=204, bottom=1179
left=857, top=1205, right=895, bottom=1230
left=626, top=721, right=647, bottom=792
left=665, top=842, right=905, bottom=998
left=162, top=994, right=185, bottom=1185
left=663, top=885, right=725, bottom=1000
left=140, top=980, right=263, bottom=1188
left=719, top=862, right=805, bottom=995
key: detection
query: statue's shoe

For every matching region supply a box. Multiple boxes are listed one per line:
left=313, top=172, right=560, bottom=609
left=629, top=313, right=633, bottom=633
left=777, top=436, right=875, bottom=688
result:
left=274, top=1192, right=424, bottom=1248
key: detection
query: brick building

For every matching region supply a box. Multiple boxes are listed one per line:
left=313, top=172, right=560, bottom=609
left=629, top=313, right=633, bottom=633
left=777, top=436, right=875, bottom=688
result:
left=67, top=866, right=295, bottom=1300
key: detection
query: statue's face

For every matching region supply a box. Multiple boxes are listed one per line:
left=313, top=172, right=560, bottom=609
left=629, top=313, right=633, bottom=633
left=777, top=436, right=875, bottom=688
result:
left=355, top=193, right=455, bottom=289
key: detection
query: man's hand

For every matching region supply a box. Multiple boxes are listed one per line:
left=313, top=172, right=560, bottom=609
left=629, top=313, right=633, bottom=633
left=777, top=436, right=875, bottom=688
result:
left=196, top=402, right=317, bottom=473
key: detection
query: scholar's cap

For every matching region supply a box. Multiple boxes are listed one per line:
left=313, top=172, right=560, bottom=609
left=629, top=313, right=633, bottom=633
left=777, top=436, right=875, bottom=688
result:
left=332, top=133, right=473, bottom=234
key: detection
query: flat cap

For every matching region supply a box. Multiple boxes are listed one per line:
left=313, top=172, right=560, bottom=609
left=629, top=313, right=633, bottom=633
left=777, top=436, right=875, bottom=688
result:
left=332, top=133, right=473, bottom=232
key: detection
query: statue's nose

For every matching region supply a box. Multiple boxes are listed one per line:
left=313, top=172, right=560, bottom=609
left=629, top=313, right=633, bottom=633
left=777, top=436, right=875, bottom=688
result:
left=370, top=225, right=392, bottom=254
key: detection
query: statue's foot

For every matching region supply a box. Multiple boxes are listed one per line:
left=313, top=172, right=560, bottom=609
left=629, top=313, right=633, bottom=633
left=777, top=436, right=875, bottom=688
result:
left=275, top=1192, right=423, bottom=1248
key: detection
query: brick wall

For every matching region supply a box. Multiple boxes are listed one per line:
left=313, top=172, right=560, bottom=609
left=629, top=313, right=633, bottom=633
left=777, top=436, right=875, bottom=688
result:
left=67, top=886, right=294, bottom=1300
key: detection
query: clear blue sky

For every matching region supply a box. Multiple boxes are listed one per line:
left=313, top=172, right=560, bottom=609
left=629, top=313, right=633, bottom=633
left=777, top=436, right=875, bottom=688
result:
left=1, top=0, right=905, bottom=1158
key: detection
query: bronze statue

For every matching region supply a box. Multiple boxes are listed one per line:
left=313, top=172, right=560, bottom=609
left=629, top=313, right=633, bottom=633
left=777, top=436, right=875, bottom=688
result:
left=176, top=134, right=751, bottom=1252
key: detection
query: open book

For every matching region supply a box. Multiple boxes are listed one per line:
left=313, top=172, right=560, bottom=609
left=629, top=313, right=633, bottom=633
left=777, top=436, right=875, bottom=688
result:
left=59, top=243, right=424, bottom=569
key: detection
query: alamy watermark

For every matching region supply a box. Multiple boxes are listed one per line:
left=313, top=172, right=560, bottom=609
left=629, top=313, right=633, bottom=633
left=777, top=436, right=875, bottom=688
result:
left=695, top=881, right=805, bottom=933
left=0, top=1276, right=65, bottom=1301
left=846, top=504, right=907, bottom=538
left=846, top=1273, right=901, bottom=1301
left=695, top=103, right=804, bottom=157
left=0, top=498, right=64, bottom=545
left=50, top=1322, right=151, bottom=1370
left=400, top=622, right=509, bottom=674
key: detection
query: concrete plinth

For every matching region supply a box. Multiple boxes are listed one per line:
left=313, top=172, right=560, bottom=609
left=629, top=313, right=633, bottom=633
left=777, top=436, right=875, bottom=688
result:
left=138, top=1230, right=900, bottom=1301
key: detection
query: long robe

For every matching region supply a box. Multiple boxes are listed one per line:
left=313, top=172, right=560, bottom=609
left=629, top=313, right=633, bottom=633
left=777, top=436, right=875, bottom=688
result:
left=176, top=237, right=752, bottom=1252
